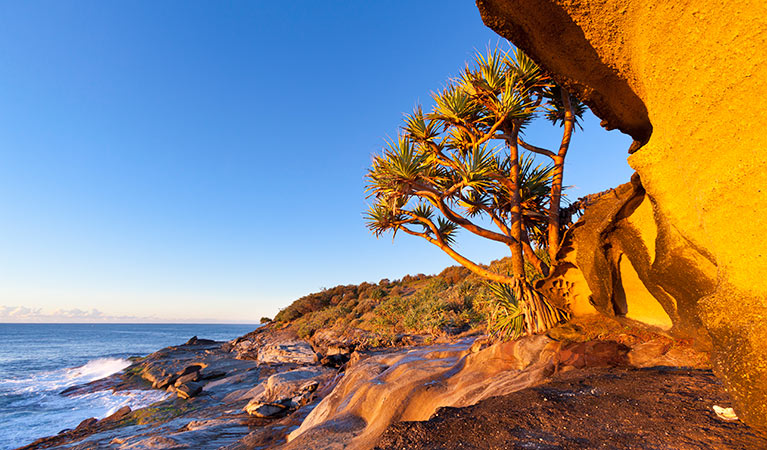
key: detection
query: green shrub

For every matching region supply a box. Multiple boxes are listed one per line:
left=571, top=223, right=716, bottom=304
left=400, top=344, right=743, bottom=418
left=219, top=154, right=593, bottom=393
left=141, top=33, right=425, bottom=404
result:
left=271, top=261, right=511, bottom=340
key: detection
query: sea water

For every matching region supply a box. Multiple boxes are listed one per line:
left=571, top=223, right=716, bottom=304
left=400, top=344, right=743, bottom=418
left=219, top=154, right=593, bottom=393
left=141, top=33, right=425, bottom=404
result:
left=0, top=323, right=257, bottom=450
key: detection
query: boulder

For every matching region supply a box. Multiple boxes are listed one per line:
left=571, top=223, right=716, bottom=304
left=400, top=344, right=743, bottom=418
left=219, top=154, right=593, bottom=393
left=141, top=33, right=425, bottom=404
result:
left=174, top=372, right=199, bottom=387
left=184, top=336, right=217, bottom=346
left=347, top=350, right=369, bottom=367
left=75, top=417, right=98, bottom=430
left=103, top=406, right=132, bottom=422
left=176, top=381, right=203, bottom=399
left=242, top=367, right=330, bottom=417
left=262, top=367, right=329, bottom=403
left=477, top=0, right=767, bottom=428
left=244, top=401, right=288, bottom=418
left=257, top=340, right=318, bottom=365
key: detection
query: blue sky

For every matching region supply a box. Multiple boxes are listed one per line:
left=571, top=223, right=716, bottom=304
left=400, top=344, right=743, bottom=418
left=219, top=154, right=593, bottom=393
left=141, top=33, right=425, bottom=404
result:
left=0, top=2, right=633, bottom=323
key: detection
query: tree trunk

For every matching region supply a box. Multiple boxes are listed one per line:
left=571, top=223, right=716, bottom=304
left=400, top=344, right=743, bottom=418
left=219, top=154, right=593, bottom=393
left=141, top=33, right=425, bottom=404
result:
left=547, top=88, right=575, bottom=261
left=548, top=155, right=565, bottom=260
left=507, top=126, right=526, bottom=281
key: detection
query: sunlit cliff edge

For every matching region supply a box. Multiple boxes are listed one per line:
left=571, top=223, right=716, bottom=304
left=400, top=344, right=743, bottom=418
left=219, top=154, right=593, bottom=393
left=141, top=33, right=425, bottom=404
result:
left=477, top=0, right=767, bottom=427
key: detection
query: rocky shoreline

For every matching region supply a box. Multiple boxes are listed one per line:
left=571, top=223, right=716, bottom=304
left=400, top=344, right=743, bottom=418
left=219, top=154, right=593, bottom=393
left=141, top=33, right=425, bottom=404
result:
left=16, top=320, right=767, bottom=450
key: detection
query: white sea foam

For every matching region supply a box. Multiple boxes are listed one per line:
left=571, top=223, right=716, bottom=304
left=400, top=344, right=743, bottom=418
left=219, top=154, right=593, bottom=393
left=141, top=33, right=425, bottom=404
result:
left=66, top=357, right=132, bottom=384
left=0, top=358, right=169, bottom=450
left=0, top=357, right=131, bottom=394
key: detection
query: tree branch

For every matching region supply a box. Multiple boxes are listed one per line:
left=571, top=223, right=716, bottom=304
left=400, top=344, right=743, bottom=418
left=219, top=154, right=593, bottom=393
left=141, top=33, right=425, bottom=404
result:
left=517, top=138, right=556, bottom=159
left=423, top=140, right=461, bottom=171
left=474, top=115, right=508, bottom=147
left=412, top=185, right=520, bottom=247
left=400, top=223, right=518, bottom=285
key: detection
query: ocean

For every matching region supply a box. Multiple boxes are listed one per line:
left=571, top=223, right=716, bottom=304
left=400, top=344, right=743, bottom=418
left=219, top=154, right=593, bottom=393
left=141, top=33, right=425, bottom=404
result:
left=0, top=323, right=257, bottom=450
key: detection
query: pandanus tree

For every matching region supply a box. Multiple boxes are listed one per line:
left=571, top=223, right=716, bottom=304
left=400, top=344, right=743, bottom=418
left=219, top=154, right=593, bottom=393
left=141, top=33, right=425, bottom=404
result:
left=365, top=47, right=584, bottom=338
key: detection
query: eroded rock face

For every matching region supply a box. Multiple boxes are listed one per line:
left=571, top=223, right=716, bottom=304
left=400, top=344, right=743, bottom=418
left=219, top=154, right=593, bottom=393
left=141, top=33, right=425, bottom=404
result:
left=477, top=0, right=767, bottom=427
left=537, top=176, right=717, bottom=337
left=285, top=336, right=561, bottom=449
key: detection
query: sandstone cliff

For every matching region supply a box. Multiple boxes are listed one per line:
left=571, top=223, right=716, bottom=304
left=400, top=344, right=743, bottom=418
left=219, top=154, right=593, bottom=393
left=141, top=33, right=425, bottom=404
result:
left=476, top=0, right=767, bottom=427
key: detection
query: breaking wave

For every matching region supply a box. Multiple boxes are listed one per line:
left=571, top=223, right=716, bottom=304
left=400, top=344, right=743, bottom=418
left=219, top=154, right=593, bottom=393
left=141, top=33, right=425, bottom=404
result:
left=0, top=358, right=168, bottom=450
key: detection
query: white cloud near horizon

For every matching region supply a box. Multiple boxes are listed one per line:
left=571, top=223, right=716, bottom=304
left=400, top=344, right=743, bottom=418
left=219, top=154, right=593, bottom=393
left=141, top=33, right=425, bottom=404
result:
left=0, top=305, right=167, bottom=323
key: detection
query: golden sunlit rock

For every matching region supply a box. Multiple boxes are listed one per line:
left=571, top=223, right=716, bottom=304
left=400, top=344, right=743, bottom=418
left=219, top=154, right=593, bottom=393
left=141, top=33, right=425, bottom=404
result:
left=477, top=0, right=767, bottom=427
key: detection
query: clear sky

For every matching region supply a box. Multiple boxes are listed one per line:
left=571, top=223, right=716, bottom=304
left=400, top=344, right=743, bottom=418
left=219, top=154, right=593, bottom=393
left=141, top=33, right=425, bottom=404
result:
left=0, top=1, right=633, bottom=323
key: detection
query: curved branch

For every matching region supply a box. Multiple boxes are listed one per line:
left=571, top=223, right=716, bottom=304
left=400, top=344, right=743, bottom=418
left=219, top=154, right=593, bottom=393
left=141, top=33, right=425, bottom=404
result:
left=400, top=223, right=518, bottom=285
left=459, top=192, right=515, bottom=240
left=474, top=115, right=508, bottom=147
left=413, top=186, right=519, bottom=247
left=517, top=138, right=556, bottom=159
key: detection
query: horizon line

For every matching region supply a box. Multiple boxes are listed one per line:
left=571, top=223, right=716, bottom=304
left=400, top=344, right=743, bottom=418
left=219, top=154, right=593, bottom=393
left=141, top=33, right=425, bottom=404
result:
left=0, top=321, right=261, bottom=325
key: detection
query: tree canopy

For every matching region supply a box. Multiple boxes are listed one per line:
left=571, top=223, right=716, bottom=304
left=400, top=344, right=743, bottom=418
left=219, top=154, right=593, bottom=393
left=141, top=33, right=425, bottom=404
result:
left=365, top=47, right=585, bottom=338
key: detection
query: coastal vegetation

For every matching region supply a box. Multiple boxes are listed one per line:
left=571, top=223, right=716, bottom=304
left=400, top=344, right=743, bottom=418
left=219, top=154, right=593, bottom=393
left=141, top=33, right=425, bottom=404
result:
left=365, top=47, right=584, bottom=338
left=272, top=259, right=528, bottom=342
left=271, top=254, right=557, bottom=346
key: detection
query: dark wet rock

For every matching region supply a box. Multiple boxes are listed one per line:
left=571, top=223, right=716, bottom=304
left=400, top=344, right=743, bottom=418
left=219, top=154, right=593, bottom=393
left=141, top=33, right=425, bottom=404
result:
left=15, top=331, right=275, bottom=450
left=75, top=418, right=97, bottom=430
left=198, top=368, right=226, bottom=380
left=176, top=381, right=203, bottom=399
left=103, top=406, right=132, bottom=422
left=185, top=336, right=217, bottom=346
left=142, top=362, right=170, bottom=385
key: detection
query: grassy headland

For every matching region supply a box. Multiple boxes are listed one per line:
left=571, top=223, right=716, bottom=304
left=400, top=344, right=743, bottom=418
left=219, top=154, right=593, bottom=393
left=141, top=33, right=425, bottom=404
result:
left=271, top=257, right=546, bottom=345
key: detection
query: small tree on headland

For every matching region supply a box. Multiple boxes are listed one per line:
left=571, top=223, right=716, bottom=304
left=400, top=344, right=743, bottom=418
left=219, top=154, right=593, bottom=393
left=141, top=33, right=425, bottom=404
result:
left=365, top=47, right=584, bottom=338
